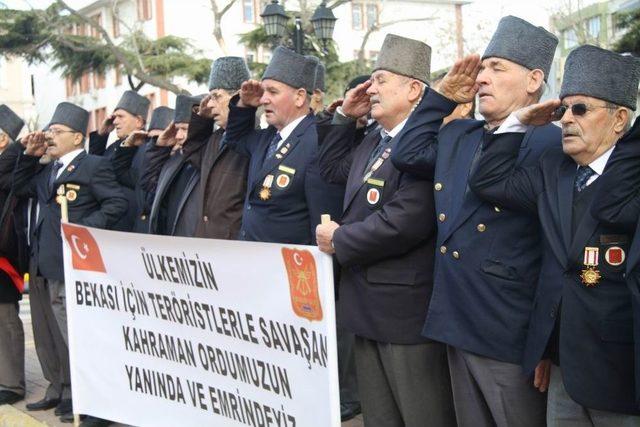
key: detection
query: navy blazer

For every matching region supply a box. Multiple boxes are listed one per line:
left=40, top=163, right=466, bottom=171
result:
left=12, top=151, right=127, bottom=282
left=318, top=118, right=436, bottom=344
left=224, top=97, right=343, bottom=245
left=391, top=89, right=561, bottom=364
left=469, top=131, right=638, bottom=415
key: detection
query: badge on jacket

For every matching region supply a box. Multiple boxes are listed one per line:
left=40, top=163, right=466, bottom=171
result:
left=581, top=246, right=601, bottom=287
left=276, top=165, right=296, bottom=189
left=366, top=178, right=384, bottom=207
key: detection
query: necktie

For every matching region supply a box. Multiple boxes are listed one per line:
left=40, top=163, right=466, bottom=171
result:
left=48, top=161, right=63, bottom=195
left=263, top=133, right=282, bottom=165
left=365, top=135, right=392, bottom=173
left=574, top=165, right=596, bottom=192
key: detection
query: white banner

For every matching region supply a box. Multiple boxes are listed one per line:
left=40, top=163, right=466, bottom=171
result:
left=61, top=223, right=340, bottom=427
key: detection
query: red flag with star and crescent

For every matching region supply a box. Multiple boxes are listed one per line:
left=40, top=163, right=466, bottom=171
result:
left=61, top=224, right=106, bottom=273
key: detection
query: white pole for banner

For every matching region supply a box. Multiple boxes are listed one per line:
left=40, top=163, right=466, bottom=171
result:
left=321, top=214, right=331, bottom=225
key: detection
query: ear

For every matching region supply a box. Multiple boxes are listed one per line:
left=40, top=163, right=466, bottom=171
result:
left=294, top=88, right=308, bottom=108
left=613, top=108, right=630, bottom=134
left=407, top=80, right=424, bottom=104
left=136, top=116, right=145, bottom=129
left=526, top=69, right=545, bottom=96
left=73, top=132, right=85, bottom=147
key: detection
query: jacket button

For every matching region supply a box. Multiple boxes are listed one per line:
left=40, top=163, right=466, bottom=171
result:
left=247, top=205, right=252, bottom=210
left=203, top=216, right=209, bottom=222
left=141, top=215, right=147, bottom=220
left=494, top=206, right=501, bottom=213
left=477, top=224, right=486, bottom=232
left=440, top=246, right=447, bottom=254
left=434, top=183, right=443, bottom=191
left=438, top=213, right=446, bottom=222
left=452, top=251, right=460, bottom=259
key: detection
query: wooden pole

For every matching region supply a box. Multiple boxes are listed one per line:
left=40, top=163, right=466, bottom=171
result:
left=57, top=184, right=69, bottom=223
left=321, top=214, right=331, bottom=225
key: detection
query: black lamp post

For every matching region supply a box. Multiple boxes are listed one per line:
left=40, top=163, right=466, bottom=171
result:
left=260, top=0, right=337, bottom=54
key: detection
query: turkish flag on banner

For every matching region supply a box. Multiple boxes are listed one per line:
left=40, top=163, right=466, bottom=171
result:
left=61, top=223, right=107, bottom=273
left=0, top=257, right=24, bottom=293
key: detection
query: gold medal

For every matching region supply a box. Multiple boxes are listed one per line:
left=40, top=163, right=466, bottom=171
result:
left=66, top=190, right=77, bottom=202
left=259, top=174, right=274, bottom=200
left=581, top=247, right=600, bottom=286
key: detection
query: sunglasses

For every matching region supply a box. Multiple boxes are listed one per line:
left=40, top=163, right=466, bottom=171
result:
left=552, top=103, right=617, bottom=121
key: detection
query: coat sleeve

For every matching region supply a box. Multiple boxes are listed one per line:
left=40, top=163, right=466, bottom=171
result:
left=468, top=132, right=543, bottom=215
left=78, top=158, right=128, bottom=229
left=140, top=139, right=171, bottom=195
left=88, top=131, right=110, bottom=156
left=590, top=131, right=640, bottom=232
left=305, top=159, right=345, bottom=243
left=8, top=153, right=39, bottom=197
left=111, top=144, right=139, bottom=189
left=332, top=173, right=434, bottom=267
left=390, top=88, right=458, bottom=179
left=316, top=118, right=356, bottom=185
left=0, top=142, right=25, bottom=190
left=224, top=95, right=260, bottom=158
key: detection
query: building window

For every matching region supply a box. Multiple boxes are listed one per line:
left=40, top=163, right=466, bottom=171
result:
left=79, top=73, right=90, bottom=94
left=112, top=12, right=121, bottom=37
left=352, top=3, right=363, bottom=30
left=90, top=13, right=102, bottom=38
left=65, top=77, right=77, bottom=97
left=563, top=28, right=577, bottom=49
left=115, top=65, right=123, bottom=86
left=365, top=3, right=378, bottom=29
left=243, top=0, right=255, bottom=23
left=93, top=71, right=106, bottom=90
left=137, top=0, right=152, bottom=21
left=586, top=16, right=600, bottom=39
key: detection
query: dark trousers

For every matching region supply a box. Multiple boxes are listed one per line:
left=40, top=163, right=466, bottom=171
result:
left=0, top=301, right=25, bottom=396
left=354, top=335, right=456, bottom=427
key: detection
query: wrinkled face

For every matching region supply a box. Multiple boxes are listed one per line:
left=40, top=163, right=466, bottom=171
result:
left=45, top=124, right=83, bottom=159
left=0, top=131, right=9, bottom=152
left=208, top=89, right=233, bottom=129
left=259, top=79, right=307, bottom=130
left=560, top=95, right=622, bottom=162
left=476, top=58, right=532, bottom=123
left=174, top=122, right=189, bottom=152
left=367, top=70, right=416, bottom=130
left=113, top=109, right=144, bottom=139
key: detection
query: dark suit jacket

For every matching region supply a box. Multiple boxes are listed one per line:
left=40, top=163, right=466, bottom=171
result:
left=318, top=117, right=436, bottom=344
left=11, top=151, right=128, bottom=282
left=224, top=98, right=343, bottom=244
left=185, top=126, right=249, bottom=239
left=89, top=131, right=136, bottom=231
left=469, top=130, right=638, bottom=415
left=391, top=89, right=561, bottom=364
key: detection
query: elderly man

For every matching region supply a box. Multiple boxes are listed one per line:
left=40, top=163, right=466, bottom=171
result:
left=10, top=102, right=127, bottom=424
left=184, top=56, right=251, bottom=239
left=0, top=104, right=26, bottom=406
left=315, top=34, right=456, bottom=427
left=469, top=44, right=640, bottom=425
left=90, top=91, right=150, bottom=231
left=389, top=16, right=559, bottom=426
left=224, top=46, right=343, bottom=244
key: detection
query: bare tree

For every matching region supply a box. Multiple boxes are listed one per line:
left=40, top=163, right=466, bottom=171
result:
left=209, top=0, right=240, bottom=54
left=357, top=16, right=436, bottom=61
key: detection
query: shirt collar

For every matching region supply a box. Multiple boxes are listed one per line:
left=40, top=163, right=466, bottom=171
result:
left=584, top=145, right=615, bottom=176
left=380, top=118, right=408, bottom=139
left=278, top=114, right=307, bottom=142
left=56, top=148, right=84, bottom=170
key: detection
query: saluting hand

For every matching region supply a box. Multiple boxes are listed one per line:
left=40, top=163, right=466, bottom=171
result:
left=437, top=54, right=481, bottom=103
left=24, top=131, right=47, bottom=157
left=316, top=221, right=340, bottom=255
left=238, top=80, right=264, bottom=108
left=326, top=98, right=343, bottom=115
left=156, top=122, right=178, bottom=148
left=98, top=114, right=116, bottom=136
left=515, top=99, right=562, bottom=127
left=342, top=80, right=372, bottom=119
left=123, top=130, right=149, bottom=147
left=198, top=94, right=214, bottom=119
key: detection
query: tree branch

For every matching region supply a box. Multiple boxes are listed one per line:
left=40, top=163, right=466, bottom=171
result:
left=328, top=0, right=350, bottom=10
left=358, top=16, right=435, bottom=60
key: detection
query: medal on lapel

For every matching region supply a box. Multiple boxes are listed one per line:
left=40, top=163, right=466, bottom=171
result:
left=56, top=184, right=66, bottom=205
left=363, top=147, right=392, bottom=182
left=580, top=247, right=601, bottom=287
left=275, top=142, right=291, bottom=160
left=259, top=175, right=274, bottom=200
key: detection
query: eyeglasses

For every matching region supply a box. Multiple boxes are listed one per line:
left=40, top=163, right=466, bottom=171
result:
left=46, top=129, right=77, bottom=137
left=552, top=103, right=617, bottom=121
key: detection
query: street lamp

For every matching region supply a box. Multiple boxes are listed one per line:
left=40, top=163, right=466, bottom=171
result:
left=260, top=0, right=337, bottom=54
left=260, top=0, right=289, bottom=39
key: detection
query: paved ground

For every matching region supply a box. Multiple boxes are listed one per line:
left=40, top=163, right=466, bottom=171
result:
left=1, top=295, right=364, bottom=427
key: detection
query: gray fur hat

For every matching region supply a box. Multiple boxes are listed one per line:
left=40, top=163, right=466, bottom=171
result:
left=482, top=15, right=558, bottom=81
left=305, top=55, right=326, bottom=92
left=115, top=90, right=151, bottom=119
left=49, top=102, right=90, bottom=135
left=262, top=46, right=317, bottom=93
left=560, top=45, right=640, bottom=110
left=0, top=104, right=25, bottom=141
left=373, top=34, right=431, bottom=84
left=208, top=56, right=251, bottom=91
left=148, top=107, right=174, bottom=131
left=174, top=94, right=204, bottom=124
